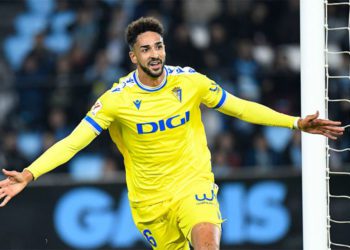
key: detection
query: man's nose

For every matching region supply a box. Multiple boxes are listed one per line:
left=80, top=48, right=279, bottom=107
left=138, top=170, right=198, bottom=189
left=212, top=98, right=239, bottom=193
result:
left=150, top=48, right=160, bottom=58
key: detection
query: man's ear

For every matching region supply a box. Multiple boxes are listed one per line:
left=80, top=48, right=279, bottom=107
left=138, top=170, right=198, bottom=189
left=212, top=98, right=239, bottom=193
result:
left=129, top=50, right=137, bottom=64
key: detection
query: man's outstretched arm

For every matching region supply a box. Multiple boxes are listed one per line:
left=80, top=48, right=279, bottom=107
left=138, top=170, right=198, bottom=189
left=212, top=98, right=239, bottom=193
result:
left=217, top=91, right=344, bottom=140
left=0, top=120, right=98, bottom=207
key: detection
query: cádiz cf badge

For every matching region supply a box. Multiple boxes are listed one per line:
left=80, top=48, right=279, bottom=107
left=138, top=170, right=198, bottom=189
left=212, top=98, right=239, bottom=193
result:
left=172, top=87, right=182, bottom=102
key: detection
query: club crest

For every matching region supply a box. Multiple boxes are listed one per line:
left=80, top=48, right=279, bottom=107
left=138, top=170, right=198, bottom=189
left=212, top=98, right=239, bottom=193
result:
left=172, top=87, right=182, bottom=102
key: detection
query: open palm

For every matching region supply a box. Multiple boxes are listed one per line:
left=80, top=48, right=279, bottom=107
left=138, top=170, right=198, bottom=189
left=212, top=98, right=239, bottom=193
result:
left=0, top=169, right=31, bottom=207
left=298, top=111, right=344, bottom=140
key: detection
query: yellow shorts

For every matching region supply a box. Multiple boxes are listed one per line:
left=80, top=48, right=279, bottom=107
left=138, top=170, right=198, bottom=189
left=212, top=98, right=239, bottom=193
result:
left=131, top=181, right=223, bottom=249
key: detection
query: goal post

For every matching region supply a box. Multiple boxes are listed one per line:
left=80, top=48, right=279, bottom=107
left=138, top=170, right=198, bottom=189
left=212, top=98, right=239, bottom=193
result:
left=300, top=0, right=328, bottom=250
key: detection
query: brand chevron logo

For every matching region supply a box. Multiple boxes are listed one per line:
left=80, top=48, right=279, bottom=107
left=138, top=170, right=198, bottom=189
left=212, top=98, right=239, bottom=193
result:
left=133, top=100, right=142, bottom=110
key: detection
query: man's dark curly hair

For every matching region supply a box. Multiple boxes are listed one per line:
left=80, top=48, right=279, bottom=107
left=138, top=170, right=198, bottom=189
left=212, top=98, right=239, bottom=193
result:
left=125, top=17, right=164, bottom=50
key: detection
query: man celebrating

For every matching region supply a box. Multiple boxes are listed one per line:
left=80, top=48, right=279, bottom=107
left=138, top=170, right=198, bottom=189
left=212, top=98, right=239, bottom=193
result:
left=0, top=17, right=344, bottom=249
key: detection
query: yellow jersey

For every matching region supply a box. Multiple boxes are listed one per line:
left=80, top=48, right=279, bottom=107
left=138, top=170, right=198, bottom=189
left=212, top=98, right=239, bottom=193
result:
left=84, top=65, right=226, bottom=206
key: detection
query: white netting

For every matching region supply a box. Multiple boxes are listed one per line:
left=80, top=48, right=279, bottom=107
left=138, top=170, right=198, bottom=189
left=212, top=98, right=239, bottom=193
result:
left=325, top=0, right=350, bottom=249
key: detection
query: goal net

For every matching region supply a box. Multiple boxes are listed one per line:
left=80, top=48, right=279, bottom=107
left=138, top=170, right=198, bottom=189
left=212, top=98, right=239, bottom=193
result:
left=325, top=0, right=350, bottom=249
left=303, top=0, right=350, bottom=249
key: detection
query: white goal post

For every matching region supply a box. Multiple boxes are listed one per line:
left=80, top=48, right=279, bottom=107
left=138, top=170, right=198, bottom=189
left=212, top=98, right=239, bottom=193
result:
left=300, top=0, right=328, bottom=250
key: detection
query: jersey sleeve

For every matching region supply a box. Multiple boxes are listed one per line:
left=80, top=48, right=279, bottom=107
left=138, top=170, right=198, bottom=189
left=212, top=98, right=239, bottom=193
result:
left=197, top=73, right=227, bottom=109
left=84, top=91, right=116, bottom=134
left=217, top=91, right=298, bottom=129
left=26, top=121, right=97, bottom=179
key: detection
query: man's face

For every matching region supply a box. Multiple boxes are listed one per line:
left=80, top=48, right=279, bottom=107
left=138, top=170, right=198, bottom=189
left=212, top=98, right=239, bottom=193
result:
left=129, top=31, right=166, bottom=78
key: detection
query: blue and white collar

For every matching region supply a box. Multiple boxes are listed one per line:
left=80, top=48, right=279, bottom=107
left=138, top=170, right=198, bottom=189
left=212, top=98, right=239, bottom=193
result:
left=133, top=66, right=168, bottom=92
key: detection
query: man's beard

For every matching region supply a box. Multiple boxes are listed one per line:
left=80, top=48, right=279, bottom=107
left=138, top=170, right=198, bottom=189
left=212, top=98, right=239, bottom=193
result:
left=139, top=59, right=165, bottom=78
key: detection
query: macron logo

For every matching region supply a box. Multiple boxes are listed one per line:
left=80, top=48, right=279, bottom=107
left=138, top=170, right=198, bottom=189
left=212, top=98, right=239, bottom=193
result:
left=133, top=100, right=141, bottom=110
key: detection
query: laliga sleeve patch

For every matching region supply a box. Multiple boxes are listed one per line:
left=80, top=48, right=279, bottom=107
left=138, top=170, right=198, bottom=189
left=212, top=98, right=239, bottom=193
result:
left=91, top=100, right=102, bottom=116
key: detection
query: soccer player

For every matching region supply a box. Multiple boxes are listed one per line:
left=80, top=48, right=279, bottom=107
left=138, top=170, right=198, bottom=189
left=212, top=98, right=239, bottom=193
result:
left=0, top=17, right=344, bottom=250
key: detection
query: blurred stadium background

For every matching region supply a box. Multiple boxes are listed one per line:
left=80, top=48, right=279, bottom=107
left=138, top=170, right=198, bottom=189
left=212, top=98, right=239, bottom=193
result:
left=0, top=0, right=349, bottom=249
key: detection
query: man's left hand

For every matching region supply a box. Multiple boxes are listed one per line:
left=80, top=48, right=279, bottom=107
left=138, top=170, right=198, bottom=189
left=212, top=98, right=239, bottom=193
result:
left=298, top=111, right=345, bottom=140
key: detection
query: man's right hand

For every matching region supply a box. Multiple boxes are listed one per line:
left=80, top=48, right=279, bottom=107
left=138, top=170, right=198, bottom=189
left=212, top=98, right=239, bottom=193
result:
left=0, top=169, right=33, bottom=207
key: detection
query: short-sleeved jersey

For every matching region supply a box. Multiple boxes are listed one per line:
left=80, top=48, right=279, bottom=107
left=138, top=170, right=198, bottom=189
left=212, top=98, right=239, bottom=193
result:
left=84, top=65, right=226, bottom=207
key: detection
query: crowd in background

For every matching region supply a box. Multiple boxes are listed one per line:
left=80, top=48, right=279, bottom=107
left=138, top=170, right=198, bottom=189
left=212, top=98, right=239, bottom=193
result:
left=0, top=0, right=349, bottom=180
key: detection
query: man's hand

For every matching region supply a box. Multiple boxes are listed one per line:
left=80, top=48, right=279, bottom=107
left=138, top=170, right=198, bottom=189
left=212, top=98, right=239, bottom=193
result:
left=298, top=111, right=345, bottom=140
left=0, top=169, right=33, bottom=207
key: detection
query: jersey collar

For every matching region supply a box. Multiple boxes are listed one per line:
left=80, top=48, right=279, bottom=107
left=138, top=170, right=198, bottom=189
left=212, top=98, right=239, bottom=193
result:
left=133, top=66, right=168, bottom=92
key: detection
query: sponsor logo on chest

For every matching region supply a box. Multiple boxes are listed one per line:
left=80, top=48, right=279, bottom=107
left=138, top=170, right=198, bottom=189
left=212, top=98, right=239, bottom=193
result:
left=136, top=111, right=190, bottom=134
